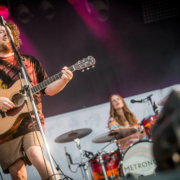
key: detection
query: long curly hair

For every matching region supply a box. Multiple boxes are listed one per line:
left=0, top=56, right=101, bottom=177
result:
left=109, top=94, right=137, bottom=126
left=5, top=21, right=22, bottom=49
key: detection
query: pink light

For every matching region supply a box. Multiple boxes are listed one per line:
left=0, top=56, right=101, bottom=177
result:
left=69, top=1, right=136, bottom=65
left=0, top=5, right=9, bottom=19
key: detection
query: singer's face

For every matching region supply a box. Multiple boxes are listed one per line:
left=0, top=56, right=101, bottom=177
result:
left=0, top=26, right=13, bottom=54
left=111, top=95, right=124, bottom=110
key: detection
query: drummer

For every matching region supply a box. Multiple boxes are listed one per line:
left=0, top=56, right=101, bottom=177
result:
left=108, top=94, right=147, bottom=153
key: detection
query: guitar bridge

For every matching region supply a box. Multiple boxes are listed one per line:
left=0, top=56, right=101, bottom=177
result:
left=0, top=110, right=6, bottom=118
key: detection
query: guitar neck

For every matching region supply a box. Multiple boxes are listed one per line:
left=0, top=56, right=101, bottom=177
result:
left=31, top=65, right=75, bottom=95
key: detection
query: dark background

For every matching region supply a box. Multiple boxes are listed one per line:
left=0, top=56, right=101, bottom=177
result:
left=8, top=0, right=180, bottom=117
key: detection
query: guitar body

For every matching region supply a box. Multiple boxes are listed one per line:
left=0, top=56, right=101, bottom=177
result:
left=0, top=79, right=33, bottom=138
left=0, top=56, right=95, bottom=139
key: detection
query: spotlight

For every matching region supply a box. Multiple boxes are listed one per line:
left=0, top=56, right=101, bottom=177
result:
left=0, top=0, right=10, bottom=20
left=17, top=4, right=33, bottom=23
left=88, top=0, right=109, bottom=21
left=40, top=0, right=55, bottom=19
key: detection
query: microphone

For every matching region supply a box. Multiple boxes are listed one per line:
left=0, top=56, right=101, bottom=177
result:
left=64, top=147, right=72, bottom=168
left=131, top=99, right=146, bottom=103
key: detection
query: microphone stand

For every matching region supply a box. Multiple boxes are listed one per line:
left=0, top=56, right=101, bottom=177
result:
left=147, top=95, right=158, bottom=115
left=74, top=138, right=91, bottom=180
left=0, top=16, right=58, bottom=180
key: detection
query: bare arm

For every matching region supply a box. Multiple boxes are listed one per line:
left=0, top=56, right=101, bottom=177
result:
left=45, top=67, right=73, bottom=96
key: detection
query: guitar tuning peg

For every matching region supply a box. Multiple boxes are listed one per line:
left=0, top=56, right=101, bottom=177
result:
left=82, top=69, right=85, bottom=72
left=87, top=68, right=90, bottom=70
left=92, top=66, right=95, bottom=68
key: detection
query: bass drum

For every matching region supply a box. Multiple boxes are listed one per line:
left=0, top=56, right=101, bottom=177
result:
left=121, top=141, right=156, bottom=178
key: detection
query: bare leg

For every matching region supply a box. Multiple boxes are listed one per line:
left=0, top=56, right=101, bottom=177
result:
left=26, top=146, right=61, bottom=180
left=9, top=158, right=27, bottom=180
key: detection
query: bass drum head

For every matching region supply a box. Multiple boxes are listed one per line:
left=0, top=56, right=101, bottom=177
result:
left=122, top=141, right=156, bottom=178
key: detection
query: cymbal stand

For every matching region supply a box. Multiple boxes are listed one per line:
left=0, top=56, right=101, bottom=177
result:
left=74, top=138, right=91, bottom=180
left=117, top=142, right=129, bottom=180
left=97, top=151, right=109, bottom=180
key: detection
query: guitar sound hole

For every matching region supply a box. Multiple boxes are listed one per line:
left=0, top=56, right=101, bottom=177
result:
left=12, top=93, right=24, bottom=106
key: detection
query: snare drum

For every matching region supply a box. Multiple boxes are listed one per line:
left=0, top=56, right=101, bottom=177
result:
left=141, top=115, right=158, bottom=140
left=89, top=151, right=121, bottom=180
left=120, top=141, right=156, bottom=178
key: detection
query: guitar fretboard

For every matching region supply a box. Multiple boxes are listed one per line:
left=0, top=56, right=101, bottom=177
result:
left=31, top=66, right=74, bottom=94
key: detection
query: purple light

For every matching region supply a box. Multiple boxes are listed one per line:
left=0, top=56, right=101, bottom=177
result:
left=0, top=5, right=9, bottom=19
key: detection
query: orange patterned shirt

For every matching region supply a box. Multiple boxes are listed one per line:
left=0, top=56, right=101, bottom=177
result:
left=108, top=117, right=139, bottom=153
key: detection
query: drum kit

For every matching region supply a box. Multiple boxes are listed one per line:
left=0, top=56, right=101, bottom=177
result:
left=55, top=127, right=156, bottom=180
left=54, top=94, right=170, bottom=180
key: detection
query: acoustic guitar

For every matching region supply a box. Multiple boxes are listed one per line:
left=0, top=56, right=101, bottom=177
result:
left=0, top=56, right=95, bottom=138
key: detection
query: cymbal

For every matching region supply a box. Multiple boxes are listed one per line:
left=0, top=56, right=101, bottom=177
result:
left=92, top=127, right=137, bottom=143
left=158, top=91, right=180, bottom=106
left=55, top=128, right=92, bottom=143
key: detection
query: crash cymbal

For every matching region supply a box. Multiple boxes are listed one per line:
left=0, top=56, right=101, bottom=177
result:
left=55, top=128, right=92, bottom=143
left=92, top=127, right=137, bottom=143
left=158, top=91, right=180, bottom=106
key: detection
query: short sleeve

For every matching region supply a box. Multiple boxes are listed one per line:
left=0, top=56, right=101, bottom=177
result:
left=108, top=117, right=124, bottom=130
left=32, top=56, right=49, bottom=95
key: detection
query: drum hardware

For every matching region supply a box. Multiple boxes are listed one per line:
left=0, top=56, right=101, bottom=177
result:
left=97, top=151, right=109, bottom=180
left=87, top=139, right=119, bottom=180
left=74, top=138, right=91, bottom=180
left=54, top=128, right=93, bottom=180
left=109, top=164, right=116, bottom=180
left=95, top=139, right=118, bottom=180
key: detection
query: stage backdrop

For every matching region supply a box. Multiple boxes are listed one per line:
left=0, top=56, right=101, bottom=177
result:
left=0, top=84, right=180, bottom=180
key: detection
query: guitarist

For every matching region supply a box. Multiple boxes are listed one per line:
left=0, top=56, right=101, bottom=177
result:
left=0, top=21, right=73, bottom=179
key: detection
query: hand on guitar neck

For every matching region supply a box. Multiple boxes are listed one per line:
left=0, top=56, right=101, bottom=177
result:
left=0, top=97, right=15, bottom=112
left=0, top=56, right=96, bottom=138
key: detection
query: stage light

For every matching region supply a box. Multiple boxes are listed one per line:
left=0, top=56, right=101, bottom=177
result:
left=0, top=0, right=10, bottom=20
left=17, top=4, right=33, bottom=23
left=40, top=0, right=55, bottom=19
left=88, top=0, right=109, bottom=21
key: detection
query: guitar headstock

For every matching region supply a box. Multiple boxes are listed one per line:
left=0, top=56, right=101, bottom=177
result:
left=73, top=56, right=96, bottom=71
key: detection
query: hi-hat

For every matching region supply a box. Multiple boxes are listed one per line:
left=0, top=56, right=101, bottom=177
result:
left=92, top=127, right=137, bottom=143
left=55, top=128, right=92, bottom=143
